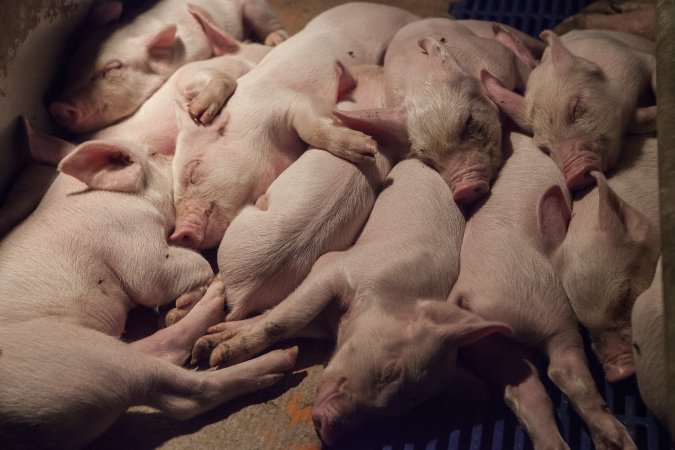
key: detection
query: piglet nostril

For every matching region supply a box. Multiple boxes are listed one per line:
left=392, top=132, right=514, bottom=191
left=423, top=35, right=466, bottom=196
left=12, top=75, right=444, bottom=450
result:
left=49, top=101, right=80, bottom=128
left=169, top=229, right=197, bottom=248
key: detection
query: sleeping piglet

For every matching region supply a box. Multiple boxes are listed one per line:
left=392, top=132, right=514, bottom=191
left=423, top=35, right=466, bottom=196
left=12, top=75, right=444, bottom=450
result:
left=483, top=29, right=656, bottom=190
left=538, top=135, right=660, bottom=382
left=170, top=3, right=419, bottom=250
left=48, top=0, right=286, bottom=133
left=0, top=139, right=296, bottom=449
left=191, top=158, right=510, bottom=445
left=336, top=18, right=544, bottom=205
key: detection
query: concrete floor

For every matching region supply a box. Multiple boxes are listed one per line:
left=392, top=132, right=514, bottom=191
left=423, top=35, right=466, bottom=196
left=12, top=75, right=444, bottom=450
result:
left=89, top=2, right=452, bottom=450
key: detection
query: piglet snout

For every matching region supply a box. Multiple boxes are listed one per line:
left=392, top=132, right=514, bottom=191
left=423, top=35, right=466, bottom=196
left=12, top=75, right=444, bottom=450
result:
left=170, top=212, right=207, bottom=249
left=49, top=101, right=82, bottom=129
left=560, top=144, right=603, bottom=190
left=565, top=163, right=601, bottom=190
left=451, top=179, right=490, bottom=206
left=312, top=407, right=348, bottom=448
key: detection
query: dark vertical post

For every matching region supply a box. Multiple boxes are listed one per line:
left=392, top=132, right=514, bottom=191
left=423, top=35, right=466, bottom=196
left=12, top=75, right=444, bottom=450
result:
left=656, top=0, right=675, bottom=435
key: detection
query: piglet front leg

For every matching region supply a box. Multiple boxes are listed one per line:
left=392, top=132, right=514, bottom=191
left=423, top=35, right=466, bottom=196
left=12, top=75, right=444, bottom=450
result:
left=291, top=95, right=378, bottom=165
left=132, top=276, right=227, bottom=365
left=193, top=252, right=346, bottom=367
left=546, top=330, right=637, bottom=450
left=463, top=334, right=570, bottom=450
left=179, top=70, right=238, bottom=125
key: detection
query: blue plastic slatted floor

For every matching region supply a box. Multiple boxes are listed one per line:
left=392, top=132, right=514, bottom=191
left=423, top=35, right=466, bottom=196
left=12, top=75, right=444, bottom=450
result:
left=337, top=341, right=672, bottom=449
left=451, top=0, right=593, bottom=36
left=332, top=2, right=673, bottom=448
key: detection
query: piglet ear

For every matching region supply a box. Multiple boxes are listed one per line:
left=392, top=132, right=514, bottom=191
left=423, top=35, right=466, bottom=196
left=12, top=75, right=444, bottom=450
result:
left=58, top=140, right=144, bottom=192
left=418, top=37, right=445, bottom=59
left=540, top=30, right=574, bottom=70
left=480, top=69, right=531, bottom=132
left=333, top=106, right=408, bottom=149
left=174, top=102, right=195, bottom=131
left=594, top=171, right=651, bottom=244
left=87, top=1, right=123, bottom=27
left=22, top=116, right=76, bottom=166
left=492, top=23, right=538, bottom=69
left=148, top=24, right=178, bottom=59
left=188, top=3, right=240, bottom=56
left=333, top=60, right=357, bottom=102
left=415, top=300, right=512, bottom=348
left=537, top=184, right=572, bottom=254
left=627, top=106, right=657, bottom=134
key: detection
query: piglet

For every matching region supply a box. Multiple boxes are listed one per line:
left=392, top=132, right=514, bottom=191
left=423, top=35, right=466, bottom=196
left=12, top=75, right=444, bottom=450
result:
left=632, top=258, right=675, bottom=444
left=538, top=135, right=660, bottom=381
left=167, top=64, right=400, bottom=325
left=171, top=3, right=419, bottom=250
left=3, top=26, right=266, bottom=236
left=449, top=132, right=636, bottom=449
left=48, top=0, right=286, bottom=133
left=0, top=139, right=297, bottom=449
left=191, top=158, right=511, bottom=445
left=335, top=18, right=542, bottom=206
left=483, top=29, right=656, bottom=190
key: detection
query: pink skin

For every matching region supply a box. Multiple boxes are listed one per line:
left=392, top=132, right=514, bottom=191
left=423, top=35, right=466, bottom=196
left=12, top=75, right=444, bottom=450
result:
left=441, top=163, right=492, bottom=206
left=34, top=34, right=265, bottom=168
left=192, top=159, right=512, bottom=445
left=450, top=132, right=636, bottom=449
left=333, top=19, right=531, bottom=206
left=207, top=66, right=402, bottom=323
left=371, top=19, right=536, bottom=203
left=451, top=178, right=490, bottom=205
left=172, top=3, right=419, bottom=250
left=482, top=28, right=656, bottom=188
left=559, top=140, right=604, bottom=190
left=632, top=259, right=674, bottom=440
left=0, top=139, right=298, bottom=448
left=170, top=210, right=210, bottom=249
left=49, top=0, right=286, bottom=133
left=539, top=136, right=660, bottom=383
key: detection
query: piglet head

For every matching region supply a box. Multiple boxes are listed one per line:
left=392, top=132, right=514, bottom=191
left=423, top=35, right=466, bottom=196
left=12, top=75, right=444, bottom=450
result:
left=406, top=75, right=503, bottom=206
left=171, top=105, right=247, bottom=249
left=538, top=175, right=659, bottom=381
left=49, top=3, right=184, bottom=133
left=58, top=138, right=174, bottom=218
left=521, top=31, right=622, bottom=189
left=312, top=300, right=511, bottom=446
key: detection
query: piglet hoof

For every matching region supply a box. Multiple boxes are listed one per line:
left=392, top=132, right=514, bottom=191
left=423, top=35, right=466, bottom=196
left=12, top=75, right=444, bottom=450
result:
left=324, top=128, right=378, bottom=165
left=188, top=75, right=237, bottom=125
left=192, top=331, right=228, bottom=365
left=264, top=29, right=288, bottom=46
left=589, top=416, right=637, bottom=450
left=165, top=286, right=209, bottom=327
left=164, top=307, right=184, bottom=327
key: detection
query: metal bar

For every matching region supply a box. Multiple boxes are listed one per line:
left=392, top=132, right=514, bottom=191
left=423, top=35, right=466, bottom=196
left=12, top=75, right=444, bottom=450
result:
left=656, top=0, right=675, bottom=437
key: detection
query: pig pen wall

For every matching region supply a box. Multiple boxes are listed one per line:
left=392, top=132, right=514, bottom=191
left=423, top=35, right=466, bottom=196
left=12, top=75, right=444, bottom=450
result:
left=0, top=1, right=92, bottom=197
left=656, top=0, right=675, bottom=435
left=0, top=1, right=674, bottom=449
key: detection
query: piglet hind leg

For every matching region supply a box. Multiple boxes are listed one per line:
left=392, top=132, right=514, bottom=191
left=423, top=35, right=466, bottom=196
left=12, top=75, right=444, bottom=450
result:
left=0, top=320, right=297, bottom=450
left=545, top=330, right=637, bottom=450
left=291, top=95, right=378, bottom=165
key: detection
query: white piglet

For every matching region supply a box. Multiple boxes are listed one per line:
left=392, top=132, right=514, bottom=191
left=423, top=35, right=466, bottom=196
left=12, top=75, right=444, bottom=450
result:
left=0, top=140, right=296, bottom=449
